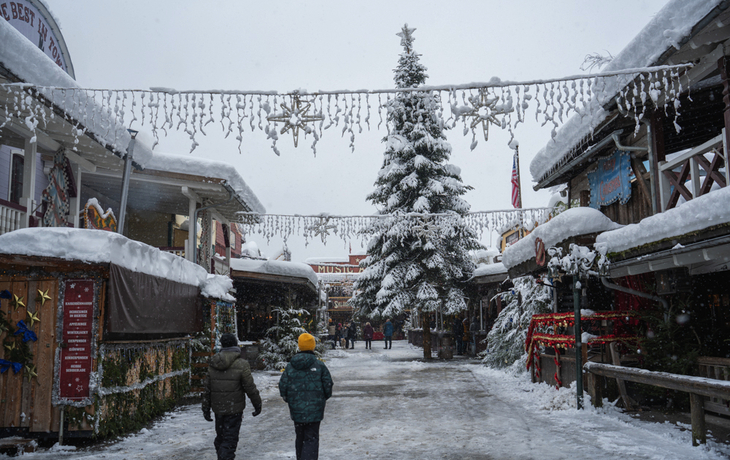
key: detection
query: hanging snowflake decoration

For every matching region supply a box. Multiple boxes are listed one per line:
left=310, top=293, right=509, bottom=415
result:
left=266, top=94, right=324, bottom=148
left=461, top=89, right=510, bottom=143
left=305, top=214, right=338, bottom=243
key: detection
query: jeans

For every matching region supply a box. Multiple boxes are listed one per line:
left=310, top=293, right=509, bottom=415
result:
left=384, top=336, right=392, bottom=349
left=295, top=421, right=321, bottom=460
left=364, top=339, right=372, bottom=349
left=214, top=412, right=243, bottom=460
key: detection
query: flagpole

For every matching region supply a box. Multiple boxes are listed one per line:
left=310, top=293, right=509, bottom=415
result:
left=515, top=146, right=523, bottom=209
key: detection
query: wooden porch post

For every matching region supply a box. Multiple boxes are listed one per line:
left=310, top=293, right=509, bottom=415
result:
left=690, top=392, right=707, bottom=446
left=649, top=111, right=666, bottom=214
left=20, top=137, right=37, bottom=228
left=719, top=56, right=730, bottom=172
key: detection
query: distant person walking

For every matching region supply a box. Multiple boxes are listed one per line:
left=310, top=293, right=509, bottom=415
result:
left=469, top=316, right=480, bottom=356
left=279, top=333, right=334, bottom=460
left=335, top=323, right=343, bottom=349
left=453, top=315, right=464, bottom=355
left=383, top=318, right=394, bottom=349
left=346, top=322, right=357, bottom=349
left=327, top=321, right=336, bottom=349
left=202, top=333, right=262, bottom=460
left=363, top=322, right=374, bottom=349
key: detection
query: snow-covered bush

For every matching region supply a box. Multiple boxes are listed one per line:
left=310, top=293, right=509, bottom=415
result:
left=481, top=276, right=552, bottom=369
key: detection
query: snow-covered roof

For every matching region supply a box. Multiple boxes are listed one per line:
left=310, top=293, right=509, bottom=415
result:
left=0, top=228, right=207, bottom=287
left=596, top=186, right=730, bottom=254
left=229, top=258, right=319, bottom=287
left=0, top=19, right=153, bottom=165
left=473, top=262, right=508, bottom=278
left=530, top=0, right=724, bottom=185
left=144, top=151, right=265, bottom=214
left=502, top=207, right=622, bottom=270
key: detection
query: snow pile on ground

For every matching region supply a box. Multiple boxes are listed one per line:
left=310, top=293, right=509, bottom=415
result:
left=502, top=207, right=621, bottom=269
left=596, top=185, right=730, bottom=253
left=0, top=228, right=207, bottom=287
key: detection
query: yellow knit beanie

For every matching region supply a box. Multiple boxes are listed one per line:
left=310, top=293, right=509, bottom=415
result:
left=298, top=333, right=316, bottom=351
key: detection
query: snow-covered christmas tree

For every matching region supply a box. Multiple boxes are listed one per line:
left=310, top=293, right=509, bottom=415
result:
left=260, top=307, right=323, bottom=370
left=481, top=276, right=552, bottom=369
left=350, top=24, right=482, bottom=359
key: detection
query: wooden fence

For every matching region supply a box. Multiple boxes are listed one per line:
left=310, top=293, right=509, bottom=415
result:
left=584, top=361, right=730, bottom=446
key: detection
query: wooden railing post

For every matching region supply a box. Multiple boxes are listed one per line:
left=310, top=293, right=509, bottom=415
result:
left=690, top=393, right=707, bottom=446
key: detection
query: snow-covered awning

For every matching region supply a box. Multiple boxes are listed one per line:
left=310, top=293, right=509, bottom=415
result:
left=530, top=0, right=727, bottom=188
left=471, top=262, right=509, bottom=286
left=503, top=207, right=622, bottom=272
left=81, top=150, right=265, bottom=222
left=597, top=186, right=730, bottom=254
left=0, top=227, right=207, bottom=287
left=230, top=258, right=319, bottom=293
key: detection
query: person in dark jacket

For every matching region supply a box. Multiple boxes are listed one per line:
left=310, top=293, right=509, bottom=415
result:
left=346, top=322, right=357, bottom=349
left=335, top=323, right=343, bottom=348
left=279, top=333, right=333, bottom=460
left=383, top=318, right=394, bottom=349
left=203, top=333, right=262, bottom=460
left=362, top=322, right=374, bottom=349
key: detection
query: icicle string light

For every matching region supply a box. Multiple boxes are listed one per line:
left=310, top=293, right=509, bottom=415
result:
left=236, top=208, right=553, bottom=246
left=0, top=64, right=691, bottom=155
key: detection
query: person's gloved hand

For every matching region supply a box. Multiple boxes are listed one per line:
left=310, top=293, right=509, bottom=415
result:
left=252, top=406, right=262, bottom=417
left=203, top=410, right=213, bottom=422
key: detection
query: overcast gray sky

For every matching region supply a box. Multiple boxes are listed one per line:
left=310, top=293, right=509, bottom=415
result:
left=48, top=0, right=669, bottom=262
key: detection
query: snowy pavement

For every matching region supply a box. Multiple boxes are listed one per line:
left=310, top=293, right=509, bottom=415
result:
left=8, top=341, right=730, bottom=459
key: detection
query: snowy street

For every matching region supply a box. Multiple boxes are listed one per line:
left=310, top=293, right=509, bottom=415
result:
left=9, top=341, right=729, bottom=460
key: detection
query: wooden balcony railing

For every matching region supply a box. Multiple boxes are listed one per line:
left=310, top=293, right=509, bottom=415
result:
left=0, top=199, right=25, bottom=236
left=659, top=130, right=729, bottom=211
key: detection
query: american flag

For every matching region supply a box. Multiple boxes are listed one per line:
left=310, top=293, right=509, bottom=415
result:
left=511, top=151, right=521, bottom=209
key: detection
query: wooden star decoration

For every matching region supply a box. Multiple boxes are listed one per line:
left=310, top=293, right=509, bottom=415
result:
left=462, top=90, right=507, bottom=141
left=27, top=310, right=40, bottom=327
left=267, top=95, right=324, bottom=148
left=25, top=364, right=37, bottom=382
left=36, top=289, right=52, bottom=306
left=10, top=294, right=25, bottom=311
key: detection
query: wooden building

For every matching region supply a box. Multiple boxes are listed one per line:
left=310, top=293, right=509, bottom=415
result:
left=506, top=0, right=730, bottom=412
left=0, top=228, right=214, bottom=439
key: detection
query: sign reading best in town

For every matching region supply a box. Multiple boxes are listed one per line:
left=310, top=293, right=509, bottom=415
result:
left=1, top=0, right=72, bottom=75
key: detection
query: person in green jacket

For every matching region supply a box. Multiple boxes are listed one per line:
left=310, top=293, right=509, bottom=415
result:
left=203, top=333, right=262, bottom=460
left=279, top=333, right=333, bottom=460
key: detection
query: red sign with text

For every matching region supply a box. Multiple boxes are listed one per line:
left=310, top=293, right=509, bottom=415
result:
left=59, top=279, right=94, bottom=400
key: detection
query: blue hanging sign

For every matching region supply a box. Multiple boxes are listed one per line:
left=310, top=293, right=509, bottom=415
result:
left=588, top=150, right=632, bottom=208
